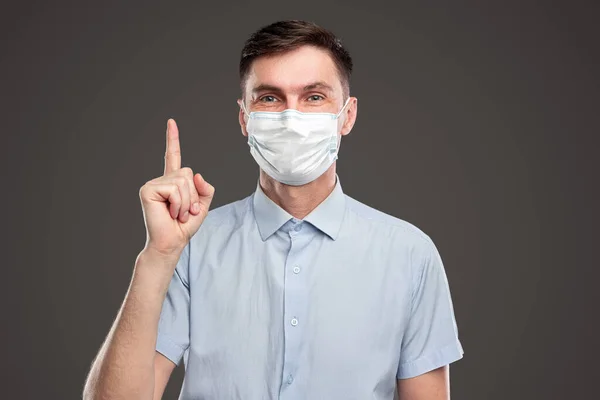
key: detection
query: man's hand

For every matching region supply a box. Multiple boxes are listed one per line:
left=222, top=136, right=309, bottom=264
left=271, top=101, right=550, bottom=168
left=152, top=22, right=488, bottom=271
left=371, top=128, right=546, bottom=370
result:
left=139, top=118, right=215, bottom=258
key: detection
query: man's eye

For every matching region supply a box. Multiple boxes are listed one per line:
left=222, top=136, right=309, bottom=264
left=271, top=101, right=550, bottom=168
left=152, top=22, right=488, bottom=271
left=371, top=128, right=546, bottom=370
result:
left=259, top=96, right=278, bottom=102
left=308, top=95, right=324, bottom=101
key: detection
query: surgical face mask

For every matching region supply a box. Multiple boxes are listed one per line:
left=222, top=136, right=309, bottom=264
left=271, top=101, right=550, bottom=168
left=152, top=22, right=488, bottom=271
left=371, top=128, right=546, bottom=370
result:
left=241, top=98, right=351, bottom=186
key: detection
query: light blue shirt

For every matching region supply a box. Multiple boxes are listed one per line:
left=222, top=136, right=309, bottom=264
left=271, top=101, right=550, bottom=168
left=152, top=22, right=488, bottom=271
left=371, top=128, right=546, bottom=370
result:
left=156, top=175, right=464, bottom=399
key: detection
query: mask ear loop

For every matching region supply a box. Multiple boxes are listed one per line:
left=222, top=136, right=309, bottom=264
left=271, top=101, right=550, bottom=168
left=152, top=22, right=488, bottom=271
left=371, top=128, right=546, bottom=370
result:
left=240, top=100, right=253, bottom=136
left=334, top=97, right=352, bottom=156
left=335, top=97, right=352, bottom=119
left=240, top=100, right=251, bottom=118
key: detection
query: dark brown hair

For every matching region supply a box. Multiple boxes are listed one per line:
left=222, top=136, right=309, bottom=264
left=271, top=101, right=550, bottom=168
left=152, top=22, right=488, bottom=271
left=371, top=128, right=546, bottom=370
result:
left=239, top=20, right=353, bottom=100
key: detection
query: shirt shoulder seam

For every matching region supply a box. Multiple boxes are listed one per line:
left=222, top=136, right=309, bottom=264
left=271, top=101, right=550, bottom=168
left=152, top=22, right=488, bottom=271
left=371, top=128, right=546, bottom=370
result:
left=345, top=196, right=433, bottom=247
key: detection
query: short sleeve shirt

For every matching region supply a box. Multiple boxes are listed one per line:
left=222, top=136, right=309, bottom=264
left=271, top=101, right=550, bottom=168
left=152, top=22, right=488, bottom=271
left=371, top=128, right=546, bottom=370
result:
left=156, top=175, right=464, bottom=399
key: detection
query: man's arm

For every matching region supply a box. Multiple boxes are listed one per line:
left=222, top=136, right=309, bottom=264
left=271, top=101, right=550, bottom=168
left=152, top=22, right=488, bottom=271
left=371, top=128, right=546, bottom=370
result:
left=397, top=365, right=450, bottom=400
left=153, top=352, right=177, bottom=399
left=82, top=248, right=182, bottom=400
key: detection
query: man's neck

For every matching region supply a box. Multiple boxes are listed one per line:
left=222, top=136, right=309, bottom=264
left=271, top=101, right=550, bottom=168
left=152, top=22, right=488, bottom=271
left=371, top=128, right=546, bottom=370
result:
left=259, top=165, right=337, bottom=220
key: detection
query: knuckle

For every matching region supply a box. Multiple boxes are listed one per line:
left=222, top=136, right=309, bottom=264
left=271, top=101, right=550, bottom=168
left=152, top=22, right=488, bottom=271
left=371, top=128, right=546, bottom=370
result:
left=181, top=167, right=193, bottom=177
left=140, top=180, right=152, bottom=194
left=170, top=185, right=181, bottom=204
left=177, top=176, right=189, bottom=190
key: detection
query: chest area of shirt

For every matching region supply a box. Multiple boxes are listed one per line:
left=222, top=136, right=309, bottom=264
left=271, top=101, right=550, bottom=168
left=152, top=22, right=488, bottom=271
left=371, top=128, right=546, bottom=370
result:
left=189, top=231, right=413, bottom=341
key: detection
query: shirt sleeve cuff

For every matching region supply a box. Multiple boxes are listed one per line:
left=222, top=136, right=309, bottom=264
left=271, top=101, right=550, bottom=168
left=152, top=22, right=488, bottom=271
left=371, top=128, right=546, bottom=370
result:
left=156, top=333, right=186, bottom=366
left=397, top=340, right=464, bottom=379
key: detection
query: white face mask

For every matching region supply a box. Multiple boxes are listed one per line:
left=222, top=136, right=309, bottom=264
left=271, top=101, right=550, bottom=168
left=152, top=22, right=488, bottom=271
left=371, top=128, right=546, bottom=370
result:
left=241, top=98, right=351, bottom=186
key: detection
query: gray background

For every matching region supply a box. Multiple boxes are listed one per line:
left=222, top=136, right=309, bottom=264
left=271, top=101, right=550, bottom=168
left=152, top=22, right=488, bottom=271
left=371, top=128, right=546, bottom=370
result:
left=2, top=0, right=598, bottom=399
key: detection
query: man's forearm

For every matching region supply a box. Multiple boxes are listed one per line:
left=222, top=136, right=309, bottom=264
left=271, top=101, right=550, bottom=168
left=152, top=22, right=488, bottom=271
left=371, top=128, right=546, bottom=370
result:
left=83, top=248, right=181, bottom=400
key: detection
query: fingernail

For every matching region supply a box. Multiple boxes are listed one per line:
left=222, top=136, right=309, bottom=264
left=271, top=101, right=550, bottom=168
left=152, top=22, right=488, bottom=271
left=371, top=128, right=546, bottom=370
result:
left=192, top=202, right=199, bottom=212
left=183, top=211, right=189, bottom=219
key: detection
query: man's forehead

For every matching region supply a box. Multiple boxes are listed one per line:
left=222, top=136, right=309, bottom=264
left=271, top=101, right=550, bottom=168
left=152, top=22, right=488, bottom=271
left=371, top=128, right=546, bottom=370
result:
left=250, top=81, right=336, bottom=94
left=244, top=46, right=342, bottom=95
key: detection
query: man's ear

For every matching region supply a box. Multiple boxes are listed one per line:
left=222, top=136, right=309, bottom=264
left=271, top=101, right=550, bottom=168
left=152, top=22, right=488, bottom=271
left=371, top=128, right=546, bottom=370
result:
left=340, top=97, right=357, bottom=136
left=237, top=99, right=249, bottom=137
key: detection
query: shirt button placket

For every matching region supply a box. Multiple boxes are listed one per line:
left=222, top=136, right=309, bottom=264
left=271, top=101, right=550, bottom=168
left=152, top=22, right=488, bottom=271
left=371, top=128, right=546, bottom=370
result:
left=281, top=219, right=305, bottom=397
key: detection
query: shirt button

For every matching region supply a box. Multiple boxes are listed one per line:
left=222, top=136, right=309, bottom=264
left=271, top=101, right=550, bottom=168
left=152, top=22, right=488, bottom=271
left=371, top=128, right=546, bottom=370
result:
left=294, top=224, right=302, bottom=232
left=293, top=266, right=301, bottom=274
left=291, top=318, right=298, bottom=326
left=287, top=374, right=294, bottom=384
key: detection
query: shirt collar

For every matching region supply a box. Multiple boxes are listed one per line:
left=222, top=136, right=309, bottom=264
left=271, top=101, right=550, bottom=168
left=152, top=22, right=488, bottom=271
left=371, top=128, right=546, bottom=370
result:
left=252, top=174, right=346, bottom=241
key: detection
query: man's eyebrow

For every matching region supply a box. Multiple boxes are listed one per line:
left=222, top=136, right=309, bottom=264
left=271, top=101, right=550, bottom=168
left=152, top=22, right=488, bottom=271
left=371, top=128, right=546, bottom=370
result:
left=302, top=81, right=334, bottom=92
left=251, top=81, right=334, bottom=94
left=251, top=84, right=283, bottom=94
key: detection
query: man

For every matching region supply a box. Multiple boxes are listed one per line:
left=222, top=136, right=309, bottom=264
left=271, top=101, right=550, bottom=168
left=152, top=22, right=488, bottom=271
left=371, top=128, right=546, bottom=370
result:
left=83, top=20, right=464, bottom=400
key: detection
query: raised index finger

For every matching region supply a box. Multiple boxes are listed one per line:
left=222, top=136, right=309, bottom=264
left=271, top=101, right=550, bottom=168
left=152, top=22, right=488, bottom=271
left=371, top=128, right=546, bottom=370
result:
left=164, top=118, right=181, bottom=175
